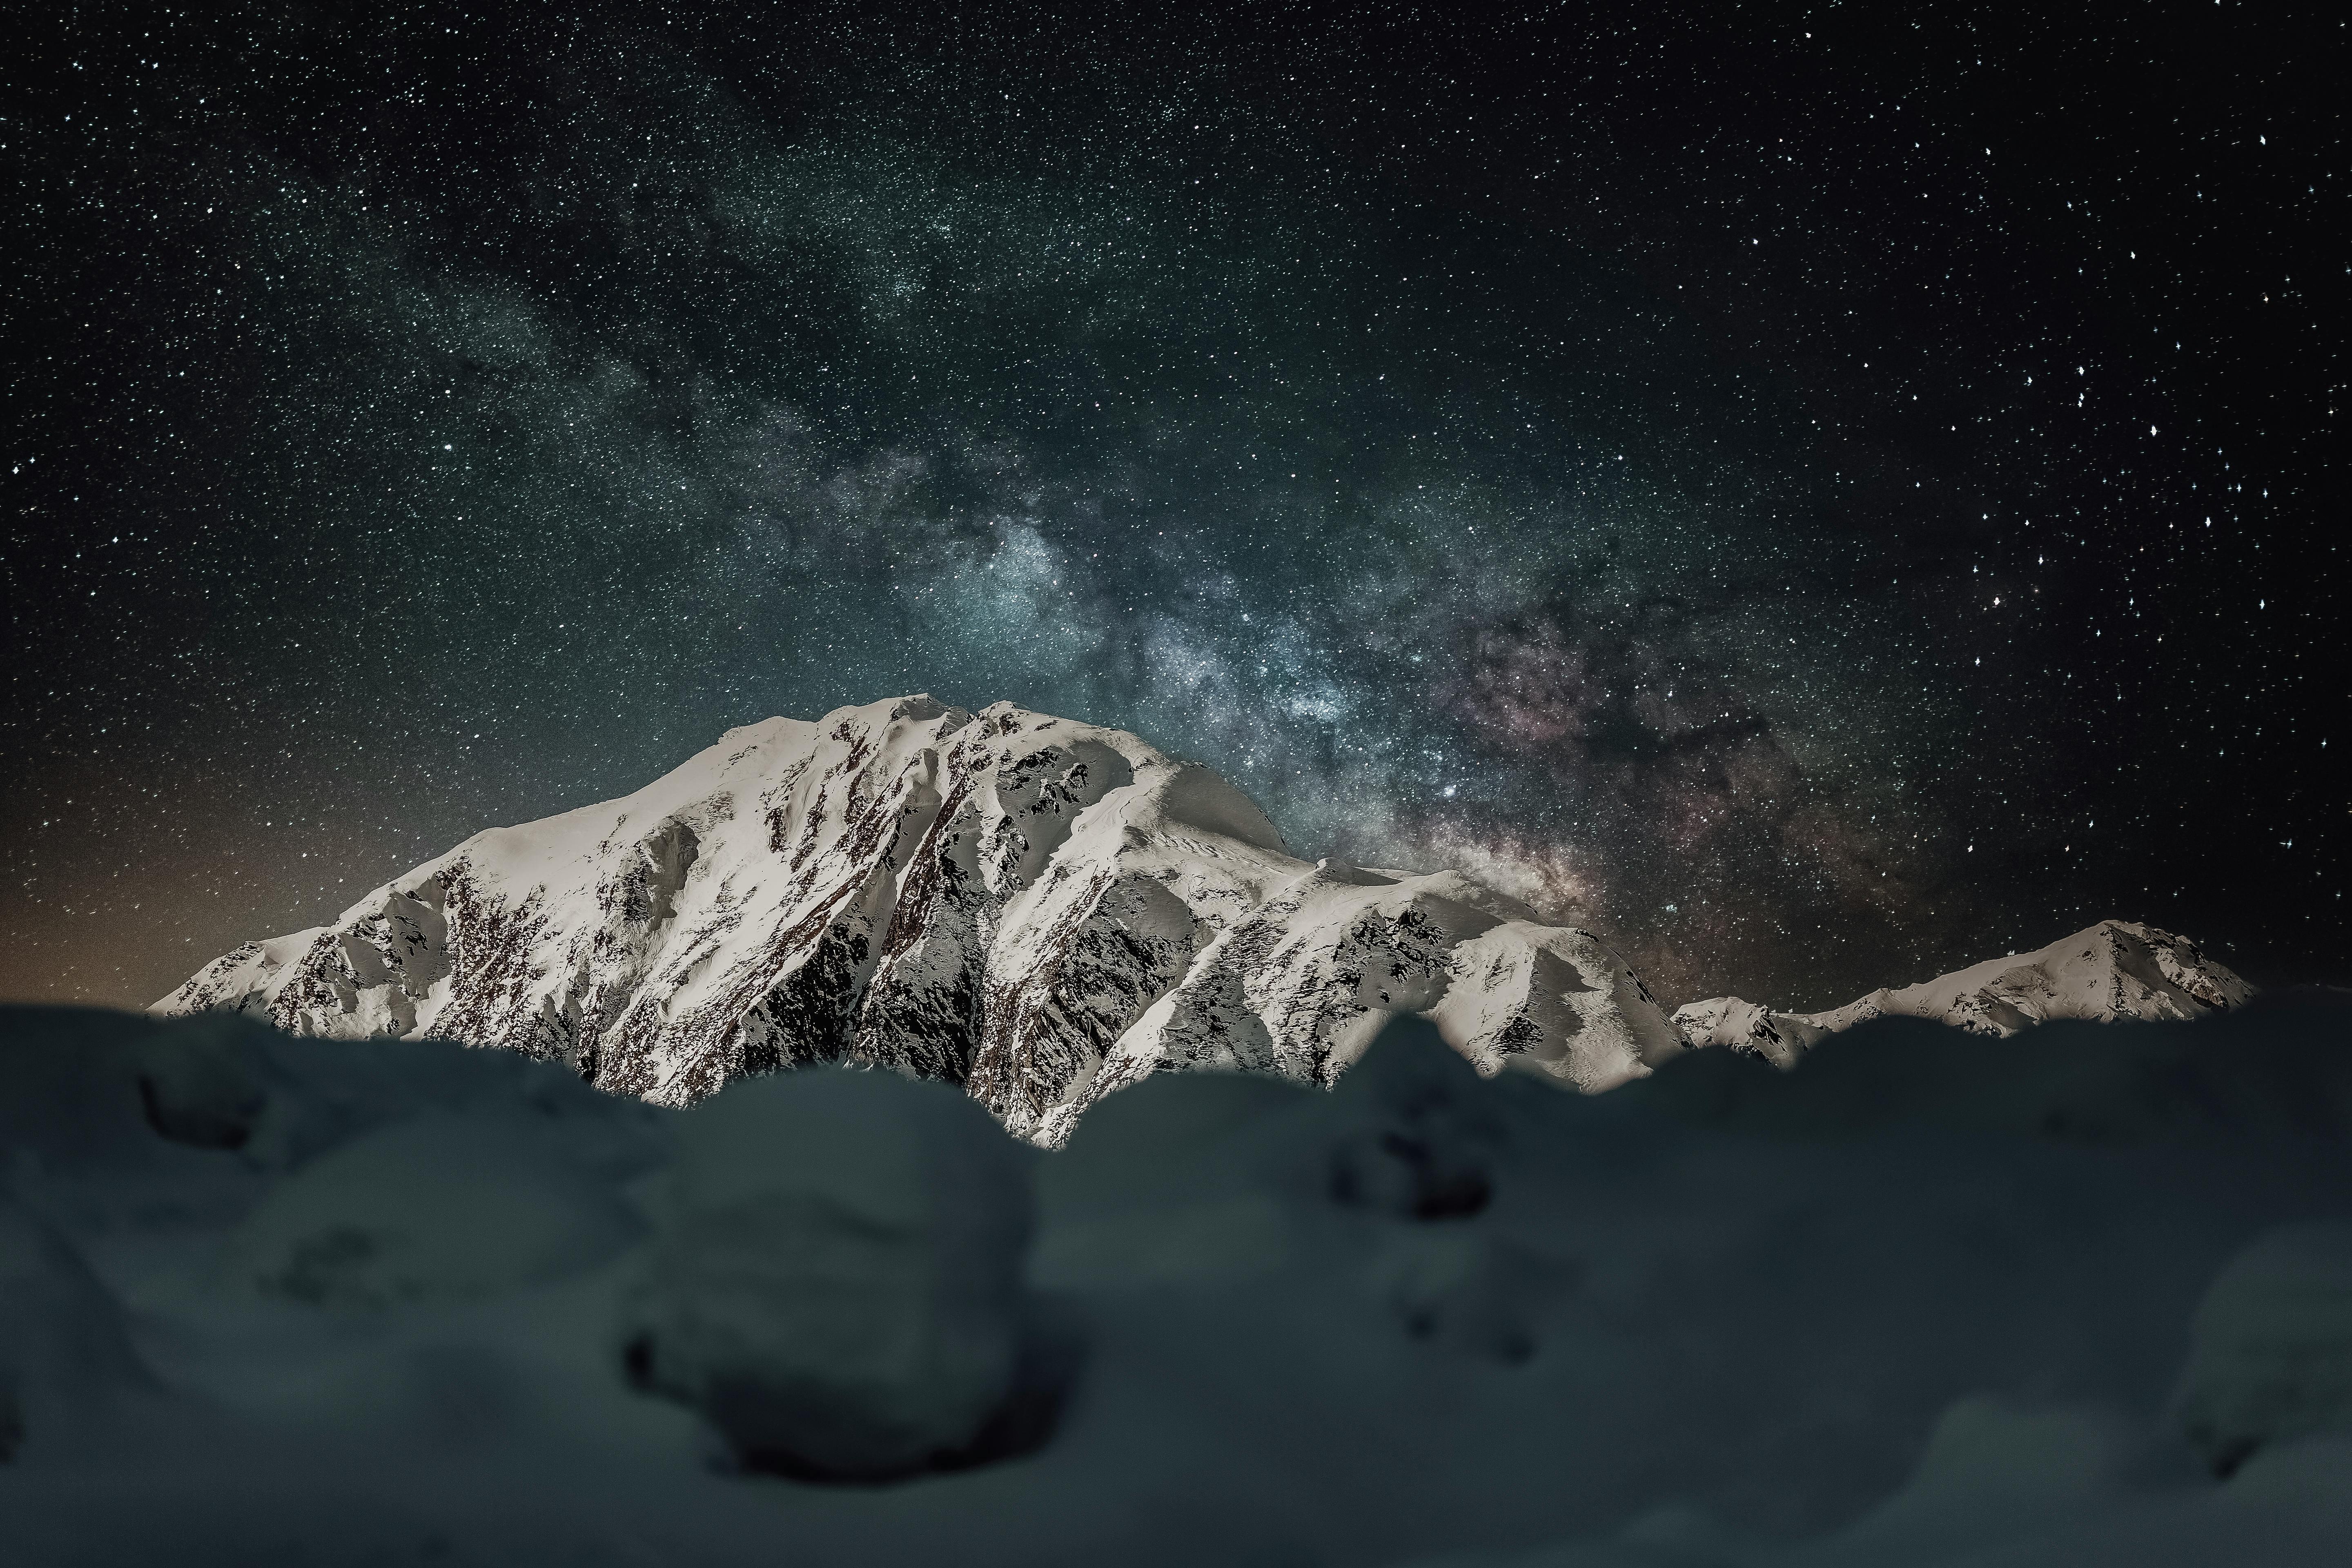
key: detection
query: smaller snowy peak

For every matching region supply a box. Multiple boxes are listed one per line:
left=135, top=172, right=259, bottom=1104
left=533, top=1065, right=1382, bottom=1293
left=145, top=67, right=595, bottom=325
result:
left=1669, top=996, right=1826, bottom=1069
left=155, top=927, right=334, bottom=1022
left=1677, top=920, right=2254, bottom=1062
left=1809, top=920, right=2254, bottom=1037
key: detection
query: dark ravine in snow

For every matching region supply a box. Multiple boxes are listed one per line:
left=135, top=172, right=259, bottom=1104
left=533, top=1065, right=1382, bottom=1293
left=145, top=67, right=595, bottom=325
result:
left=157, top=697, right=2252, bottom=1139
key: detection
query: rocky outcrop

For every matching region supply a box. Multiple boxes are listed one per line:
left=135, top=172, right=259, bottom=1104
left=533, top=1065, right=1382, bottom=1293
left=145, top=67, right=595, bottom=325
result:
left=160, top=697, right=1684, bottom=1142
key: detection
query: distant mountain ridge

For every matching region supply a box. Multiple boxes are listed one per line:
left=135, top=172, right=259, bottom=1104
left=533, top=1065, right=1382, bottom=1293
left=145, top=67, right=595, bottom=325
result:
left=156, top=697, right=2254, bottom=1140
left=1672, top=920, right=2255, bottom=1067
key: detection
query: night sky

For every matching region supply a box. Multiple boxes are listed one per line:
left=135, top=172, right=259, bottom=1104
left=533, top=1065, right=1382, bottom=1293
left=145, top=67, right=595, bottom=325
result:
left=4, top=1, right=2341, bottom=1015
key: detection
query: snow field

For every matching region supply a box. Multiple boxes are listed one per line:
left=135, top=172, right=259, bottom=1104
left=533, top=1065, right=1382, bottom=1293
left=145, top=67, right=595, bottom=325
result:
left=2, top=994, right=2350, bottom=1564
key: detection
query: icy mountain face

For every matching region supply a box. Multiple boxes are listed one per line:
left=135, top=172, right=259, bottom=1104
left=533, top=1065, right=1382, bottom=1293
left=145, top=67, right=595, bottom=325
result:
left=1669, top=996, right=1829, bottom=1069
left=159, top=697, right=1683, bottom=1141
left=1673, top=919, right=2255, bottom=1061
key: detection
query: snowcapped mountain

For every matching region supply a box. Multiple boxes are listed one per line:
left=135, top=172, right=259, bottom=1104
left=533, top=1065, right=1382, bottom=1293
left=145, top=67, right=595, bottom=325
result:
left=1671, top=919, right=2255, bottom=1062
left=158, top=696, right=1684, bottom=1141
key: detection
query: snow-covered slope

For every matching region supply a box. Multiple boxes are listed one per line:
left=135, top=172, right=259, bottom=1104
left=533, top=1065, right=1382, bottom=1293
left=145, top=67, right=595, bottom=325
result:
left=1673, top=920, right=2254, bottom=1062
left=159, top=696, right=1682, bottom=1140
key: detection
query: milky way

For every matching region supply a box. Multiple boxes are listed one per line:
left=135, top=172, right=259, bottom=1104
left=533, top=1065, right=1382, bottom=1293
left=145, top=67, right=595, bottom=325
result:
left=4, top=1, right=2339, bottom=1011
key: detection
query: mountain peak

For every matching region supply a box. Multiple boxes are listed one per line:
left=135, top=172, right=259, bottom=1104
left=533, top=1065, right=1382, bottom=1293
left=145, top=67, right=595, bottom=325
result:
left=159, top=704, right=2255, bottom=1136
left=1672, top=917, right=2254, bottom=1062
left=158, top=700, right=1670, bottom=1140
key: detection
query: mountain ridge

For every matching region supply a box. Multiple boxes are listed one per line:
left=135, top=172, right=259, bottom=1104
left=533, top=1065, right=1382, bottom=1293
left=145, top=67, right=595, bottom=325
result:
left=157, top=696, right=1684, bottom=1141
left=157, top=697, right=2252, bottom=1139
left=1673, top=920, right=2256, bottom=1067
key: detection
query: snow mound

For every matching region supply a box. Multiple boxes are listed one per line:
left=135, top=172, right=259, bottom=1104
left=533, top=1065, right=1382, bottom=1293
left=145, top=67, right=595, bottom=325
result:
left=619, top=1066, right=1041, bottom=1480
left=2175, top=1224, right=2352, bottom=1477
left=1762, top=1396, right=2143, bottom=1568
left=226, top=1113, right=645, bottom=1309
left=1327, top=1016, right=1506, bottom=1221
left=0, top=1201, right=151, bottom=1461
left=0, top=1004, right=664, bottom=1191
left=132, top=1020, right=272, bottom=1150
left=1637, top=989, right=2352, bottom=1147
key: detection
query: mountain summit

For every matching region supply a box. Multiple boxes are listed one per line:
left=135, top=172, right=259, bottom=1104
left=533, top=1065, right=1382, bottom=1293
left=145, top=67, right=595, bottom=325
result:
left=157, top=697, right=1684, bottom=1141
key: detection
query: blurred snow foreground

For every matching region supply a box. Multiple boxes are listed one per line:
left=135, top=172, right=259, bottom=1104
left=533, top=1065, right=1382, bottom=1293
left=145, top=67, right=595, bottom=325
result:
left=619, top=1069, right=1047, bottom=1479
left=2, top=995, right=2352, bottom=1564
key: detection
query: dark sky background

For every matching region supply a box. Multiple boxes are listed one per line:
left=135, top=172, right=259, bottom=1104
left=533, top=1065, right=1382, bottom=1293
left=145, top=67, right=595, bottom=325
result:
left=3, top=0, right=2341, bottom=1014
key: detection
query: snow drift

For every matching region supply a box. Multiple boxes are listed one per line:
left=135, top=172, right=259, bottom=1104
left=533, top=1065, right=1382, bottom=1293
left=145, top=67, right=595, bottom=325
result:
left=619, top=1067, right=1042, bottom=1480
left=6, top=994, right=2351, bottom=1564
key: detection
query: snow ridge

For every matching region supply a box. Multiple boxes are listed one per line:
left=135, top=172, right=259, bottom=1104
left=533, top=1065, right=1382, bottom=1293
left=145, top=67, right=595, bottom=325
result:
left=1672, top=919, right=2255, bottom=1062
left=159, top=697, right=1683, bottom=1141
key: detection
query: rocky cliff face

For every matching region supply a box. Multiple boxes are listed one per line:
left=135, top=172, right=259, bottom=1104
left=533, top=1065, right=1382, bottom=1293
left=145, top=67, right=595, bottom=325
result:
left=158, top=697, right=1685, bottom=1142
left=1671, top=919, right=2255, bottom=1063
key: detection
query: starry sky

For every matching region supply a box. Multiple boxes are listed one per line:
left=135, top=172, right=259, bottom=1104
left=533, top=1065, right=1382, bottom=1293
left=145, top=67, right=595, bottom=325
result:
left=4, top=1, right=2341, bottom=1013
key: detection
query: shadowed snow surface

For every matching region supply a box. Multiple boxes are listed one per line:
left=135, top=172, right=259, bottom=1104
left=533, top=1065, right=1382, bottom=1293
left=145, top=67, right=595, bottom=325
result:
left=3, top=995, right=2352, bottom=1564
